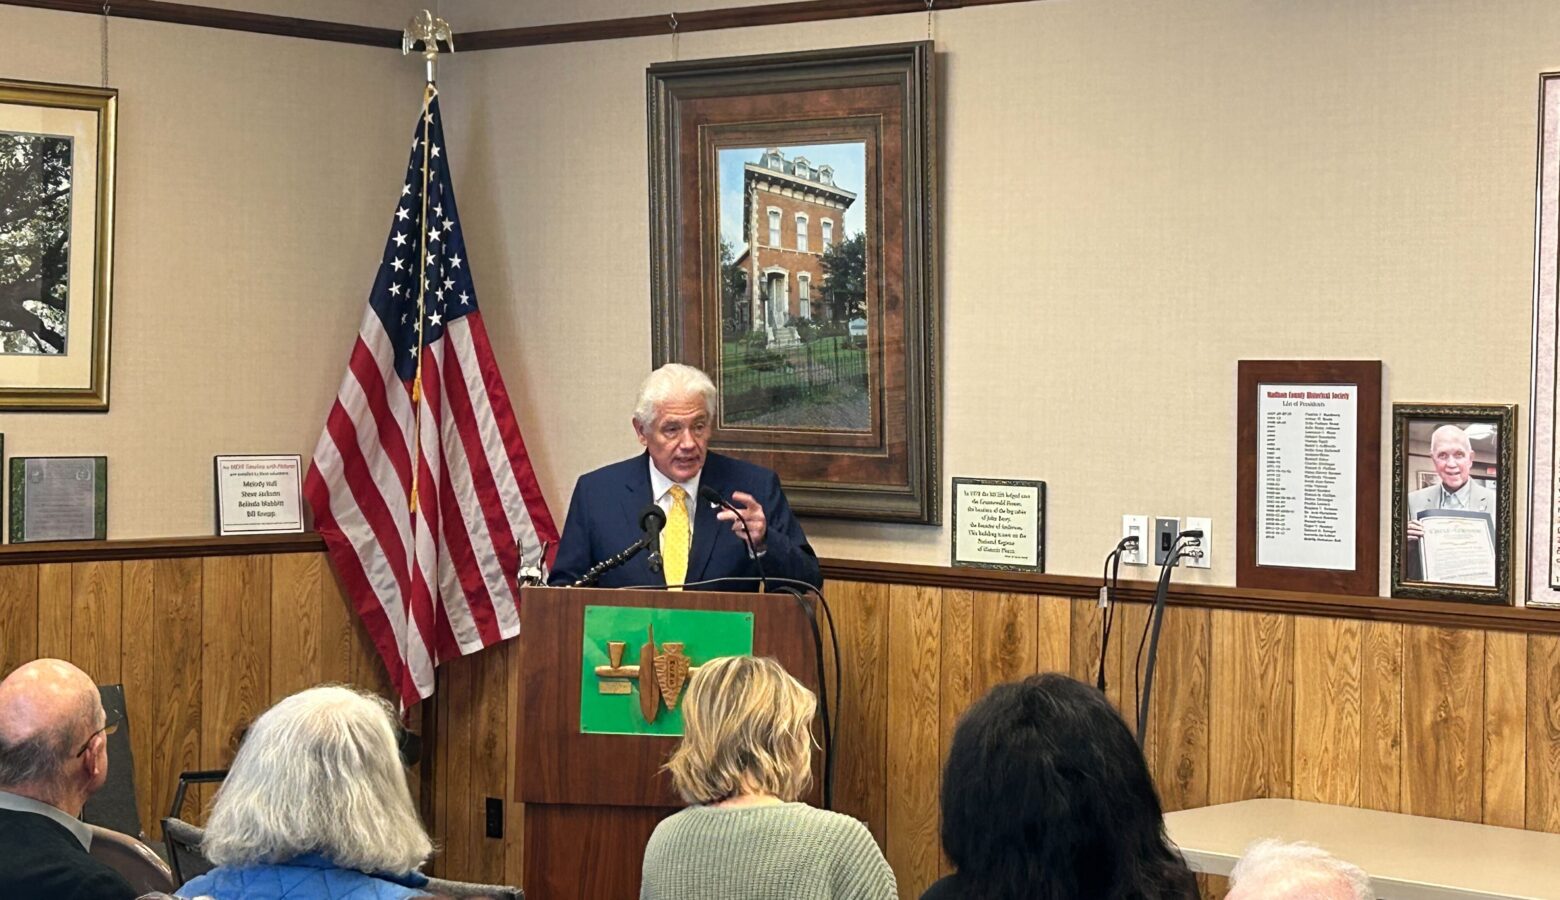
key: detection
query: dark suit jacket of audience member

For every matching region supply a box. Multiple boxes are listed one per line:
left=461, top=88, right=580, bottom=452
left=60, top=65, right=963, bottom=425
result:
left=0, top=807, right=137, bottom=900
left=548, top=451, right=822, bottom=591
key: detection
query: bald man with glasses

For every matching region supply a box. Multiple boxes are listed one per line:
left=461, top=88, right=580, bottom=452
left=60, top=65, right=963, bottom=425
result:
left=0, top=658, right=136, bottom=899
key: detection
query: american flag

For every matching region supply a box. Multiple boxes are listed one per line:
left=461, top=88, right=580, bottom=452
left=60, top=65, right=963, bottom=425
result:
left=304, top=88, right=558, bottom=708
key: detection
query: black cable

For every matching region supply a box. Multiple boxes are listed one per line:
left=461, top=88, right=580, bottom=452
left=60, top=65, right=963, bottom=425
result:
left=1097, top=549, right=1117, bottom=691
left=1134, top=535, right=1200, bottom=747
left=1097, top=536, right=1138, bottom=693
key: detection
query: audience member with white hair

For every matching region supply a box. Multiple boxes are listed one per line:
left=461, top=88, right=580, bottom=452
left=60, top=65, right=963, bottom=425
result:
left=176, top=685, right=436, bottom=900
left=1227, top=839, right=1374, bottom=900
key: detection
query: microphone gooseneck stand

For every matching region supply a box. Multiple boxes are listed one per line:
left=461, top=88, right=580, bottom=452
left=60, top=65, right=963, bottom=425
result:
left=568, top=504, right=666, bottom=588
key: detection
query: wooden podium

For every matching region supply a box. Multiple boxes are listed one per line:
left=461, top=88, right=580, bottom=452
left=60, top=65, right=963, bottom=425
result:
left=515, top=585, right=821, bottom=900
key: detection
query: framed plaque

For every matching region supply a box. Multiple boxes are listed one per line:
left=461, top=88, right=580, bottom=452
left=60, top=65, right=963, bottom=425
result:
left=1390, top=403, right=1515, bottom=605
left=213, top=454, right=304, bottom=536
left=1527, top=72, right=1560, bottom=607
left=1236, top=360, right=1382, bottom=596
left=8, top=455, right=107, bottom=542
left=950, top=477, right=1045, bottom=572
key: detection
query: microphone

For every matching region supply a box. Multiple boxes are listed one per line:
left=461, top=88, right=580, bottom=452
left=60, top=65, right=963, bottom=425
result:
left=567, top=505, right=666, bottom=588
left=698, top=486, right=767, bottom=593
left=640, top=504, right=667, bottom=574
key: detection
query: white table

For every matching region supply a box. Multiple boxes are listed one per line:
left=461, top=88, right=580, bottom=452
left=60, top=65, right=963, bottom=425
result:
left=1164, top=799, right=1560, bottom=899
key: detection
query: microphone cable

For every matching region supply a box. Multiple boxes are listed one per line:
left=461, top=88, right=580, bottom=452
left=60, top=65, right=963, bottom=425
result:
left=1097, top=535, right=1138, bottom=693
left=1133, top=531, right=1202, bottom=747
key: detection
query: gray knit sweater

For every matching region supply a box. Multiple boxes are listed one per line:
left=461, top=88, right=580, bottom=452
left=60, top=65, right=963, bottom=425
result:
left=639, top=802, right=898, bottom=900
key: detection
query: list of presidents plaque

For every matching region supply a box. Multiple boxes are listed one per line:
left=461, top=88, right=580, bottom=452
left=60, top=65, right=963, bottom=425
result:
left=1256, top=383, right=1357, bottom=570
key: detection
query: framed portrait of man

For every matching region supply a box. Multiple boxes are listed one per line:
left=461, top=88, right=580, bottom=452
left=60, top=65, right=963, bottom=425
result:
left=1390, top=403, right=1515, bottom=604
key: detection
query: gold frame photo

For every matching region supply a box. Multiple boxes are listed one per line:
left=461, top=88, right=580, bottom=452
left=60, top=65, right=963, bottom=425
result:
left=0, top=78, right=117, bottom=411
left=1390, top=403, right=1516, bottom=605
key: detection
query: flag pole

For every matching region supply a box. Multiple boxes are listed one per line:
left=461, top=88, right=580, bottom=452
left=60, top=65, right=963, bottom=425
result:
left=402, top=10, right=454, bottom=515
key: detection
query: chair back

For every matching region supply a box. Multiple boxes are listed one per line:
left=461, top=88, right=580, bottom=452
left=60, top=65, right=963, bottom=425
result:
left=160, top=816, right=216, bottom=886
left=423, top=876, right=523, bottom=899
left=82, top=684, right=146, bottom=840
left=87, top=822, right=176, bottom=894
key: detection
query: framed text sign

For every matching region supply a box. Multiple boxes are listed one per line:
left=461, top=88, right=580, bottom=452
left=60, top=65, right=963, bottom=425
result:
left=1237, top=360, right=1382, bottom=596
left=950, top=477, right=1045, bottom=572
left=213, top=455, right=304, bottom=535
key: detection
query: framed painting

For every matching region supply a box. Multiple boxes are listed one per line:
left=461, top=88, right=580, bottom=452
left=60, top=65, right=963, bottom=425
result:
left=1390, top=403, right=1515, bottom=605
left=0, top=79, right=117, bottom=411
left=647, top=42, right=940, bottom=524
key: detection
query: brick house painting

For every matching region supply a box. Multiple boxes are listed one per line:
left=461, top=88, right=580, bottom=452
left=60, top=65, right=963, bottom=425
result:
left=732, top=148, right=857, bottom=348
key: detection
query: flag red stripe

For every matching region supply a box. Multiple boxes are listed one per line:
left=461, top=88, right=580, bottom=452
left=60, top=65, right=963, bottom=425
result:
left=441, top=337, right=525, bottom=596
left=305, top=466, right=422, bottom=709
left=324, top=400, right=413, bottom=600
left=348, top=336, right=413, bottom=495
left=467, top=312, right=559, bottom=556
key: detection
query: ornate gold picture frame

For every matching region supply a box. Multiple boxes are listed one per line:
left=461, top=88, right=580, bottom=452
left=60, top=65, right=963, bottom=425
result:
left=0, top=79, right=117, bottom=411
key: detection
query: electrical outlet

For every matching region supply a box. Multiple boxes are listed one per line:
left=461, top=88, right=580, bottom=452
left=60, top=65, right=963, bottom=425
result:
left=1153, top=517, right=1179, bottom=566
left=1121, top=515, right=1149, bottom=565
left=1183, top=517, right=1211, bottom=569
left=485, top=797, right=504, bottom=839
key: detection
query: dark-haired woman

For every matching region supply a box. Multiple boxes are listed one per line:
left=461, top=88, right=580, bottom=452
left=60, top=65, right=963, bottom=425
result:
left=921, top=673, right=1197, bottom=900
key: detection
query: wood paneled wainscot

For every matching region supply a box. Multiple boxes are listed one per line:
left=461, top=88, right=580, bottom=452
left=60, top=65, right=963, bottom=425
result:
left=0, top=536, right=395, bottom=841
left=8, top=538, right=1560, bottom=899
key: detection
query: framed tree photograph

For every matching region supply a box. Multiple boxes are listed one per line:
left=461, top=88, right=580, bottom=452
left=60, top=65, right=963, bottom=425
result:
left=0, top=79, right=117, bottom=411
left=1390, top=403, right=1516, bottom=605
left=647, top=42, right=940, bottom=524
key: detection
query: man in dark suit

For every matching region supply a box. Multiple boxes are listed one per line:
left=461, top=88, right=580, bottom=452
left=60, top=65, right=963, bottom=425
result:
left=549, top=363, right=822, bottom=592
left=0, top=659, right=136, bottom=900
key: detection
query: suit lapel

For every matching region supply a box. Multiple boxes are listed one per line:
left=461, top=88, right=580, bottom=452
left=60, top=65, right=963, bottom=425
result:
left=687, top=472, right=722, bottom=585
left=621, top=455, right=661, bottom=586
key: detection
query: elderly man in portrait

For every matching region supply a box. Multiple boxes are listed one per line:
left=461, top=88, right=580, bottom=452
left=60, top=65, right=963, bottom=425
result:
left=0, top=658, right=137, bottom=900
left=549, top=363, right=822, bottom=592
left=1404, top=424, right=1496, bottom=581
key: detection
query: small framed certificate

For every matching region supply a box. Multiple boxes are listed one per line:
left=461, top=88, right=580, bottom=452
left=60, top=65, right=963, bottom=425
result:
left=8, top=456, right=108, bottom=543
left=951, top=477, right=1045, bottom=572
left=214, top=455, right=305, bottom=536
left=1416, top=510, right=1496, bottom=586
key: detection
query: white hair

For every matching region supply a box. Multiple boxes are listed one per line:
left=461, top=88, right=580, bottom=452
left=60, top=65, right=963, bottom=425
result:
left=1229, top=840, right=1373, bottom=900
left=1429, top=424, right=1472, bottom=452
left=633, top=363, right=716, bottom=428
left=200, top=685, right=432, bottom=874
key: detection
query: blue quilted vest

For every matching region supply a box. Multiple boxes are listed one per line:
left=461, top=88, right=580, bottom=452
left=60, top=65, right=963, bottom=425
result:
left=179, top=853, right=430, bottom=899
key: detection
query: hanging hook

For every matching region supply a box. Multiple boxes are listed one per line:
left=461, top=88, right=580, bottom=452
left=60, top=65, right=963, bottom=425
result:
left=668, top=12, right=679, bottom=32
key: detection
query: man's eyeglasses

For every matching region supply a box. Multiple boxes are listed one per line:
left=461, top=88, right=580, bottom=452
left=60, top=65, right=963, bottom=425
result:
left=75, top=708, right=122, bottom=758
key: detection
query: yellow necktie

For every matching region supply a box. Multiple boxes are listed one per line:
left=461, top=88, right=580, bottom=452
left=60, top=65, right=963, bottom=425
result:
left=663, top=485, right=689, bottom=590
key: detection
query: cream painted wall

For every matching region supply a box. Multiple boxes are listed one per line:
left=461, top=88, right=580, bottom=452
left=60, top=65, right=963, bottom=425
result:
left=437, top=0, right=1560, bottom=594
left=5, top=0, right=1557, bottom=598
left=1, top=5, right=423, bottom=538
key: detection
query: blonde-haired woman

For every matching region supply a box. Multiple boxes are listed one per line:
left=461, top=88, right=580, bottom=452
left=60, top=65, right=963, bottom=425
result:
left=640, top=656, right=895, bottom=900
